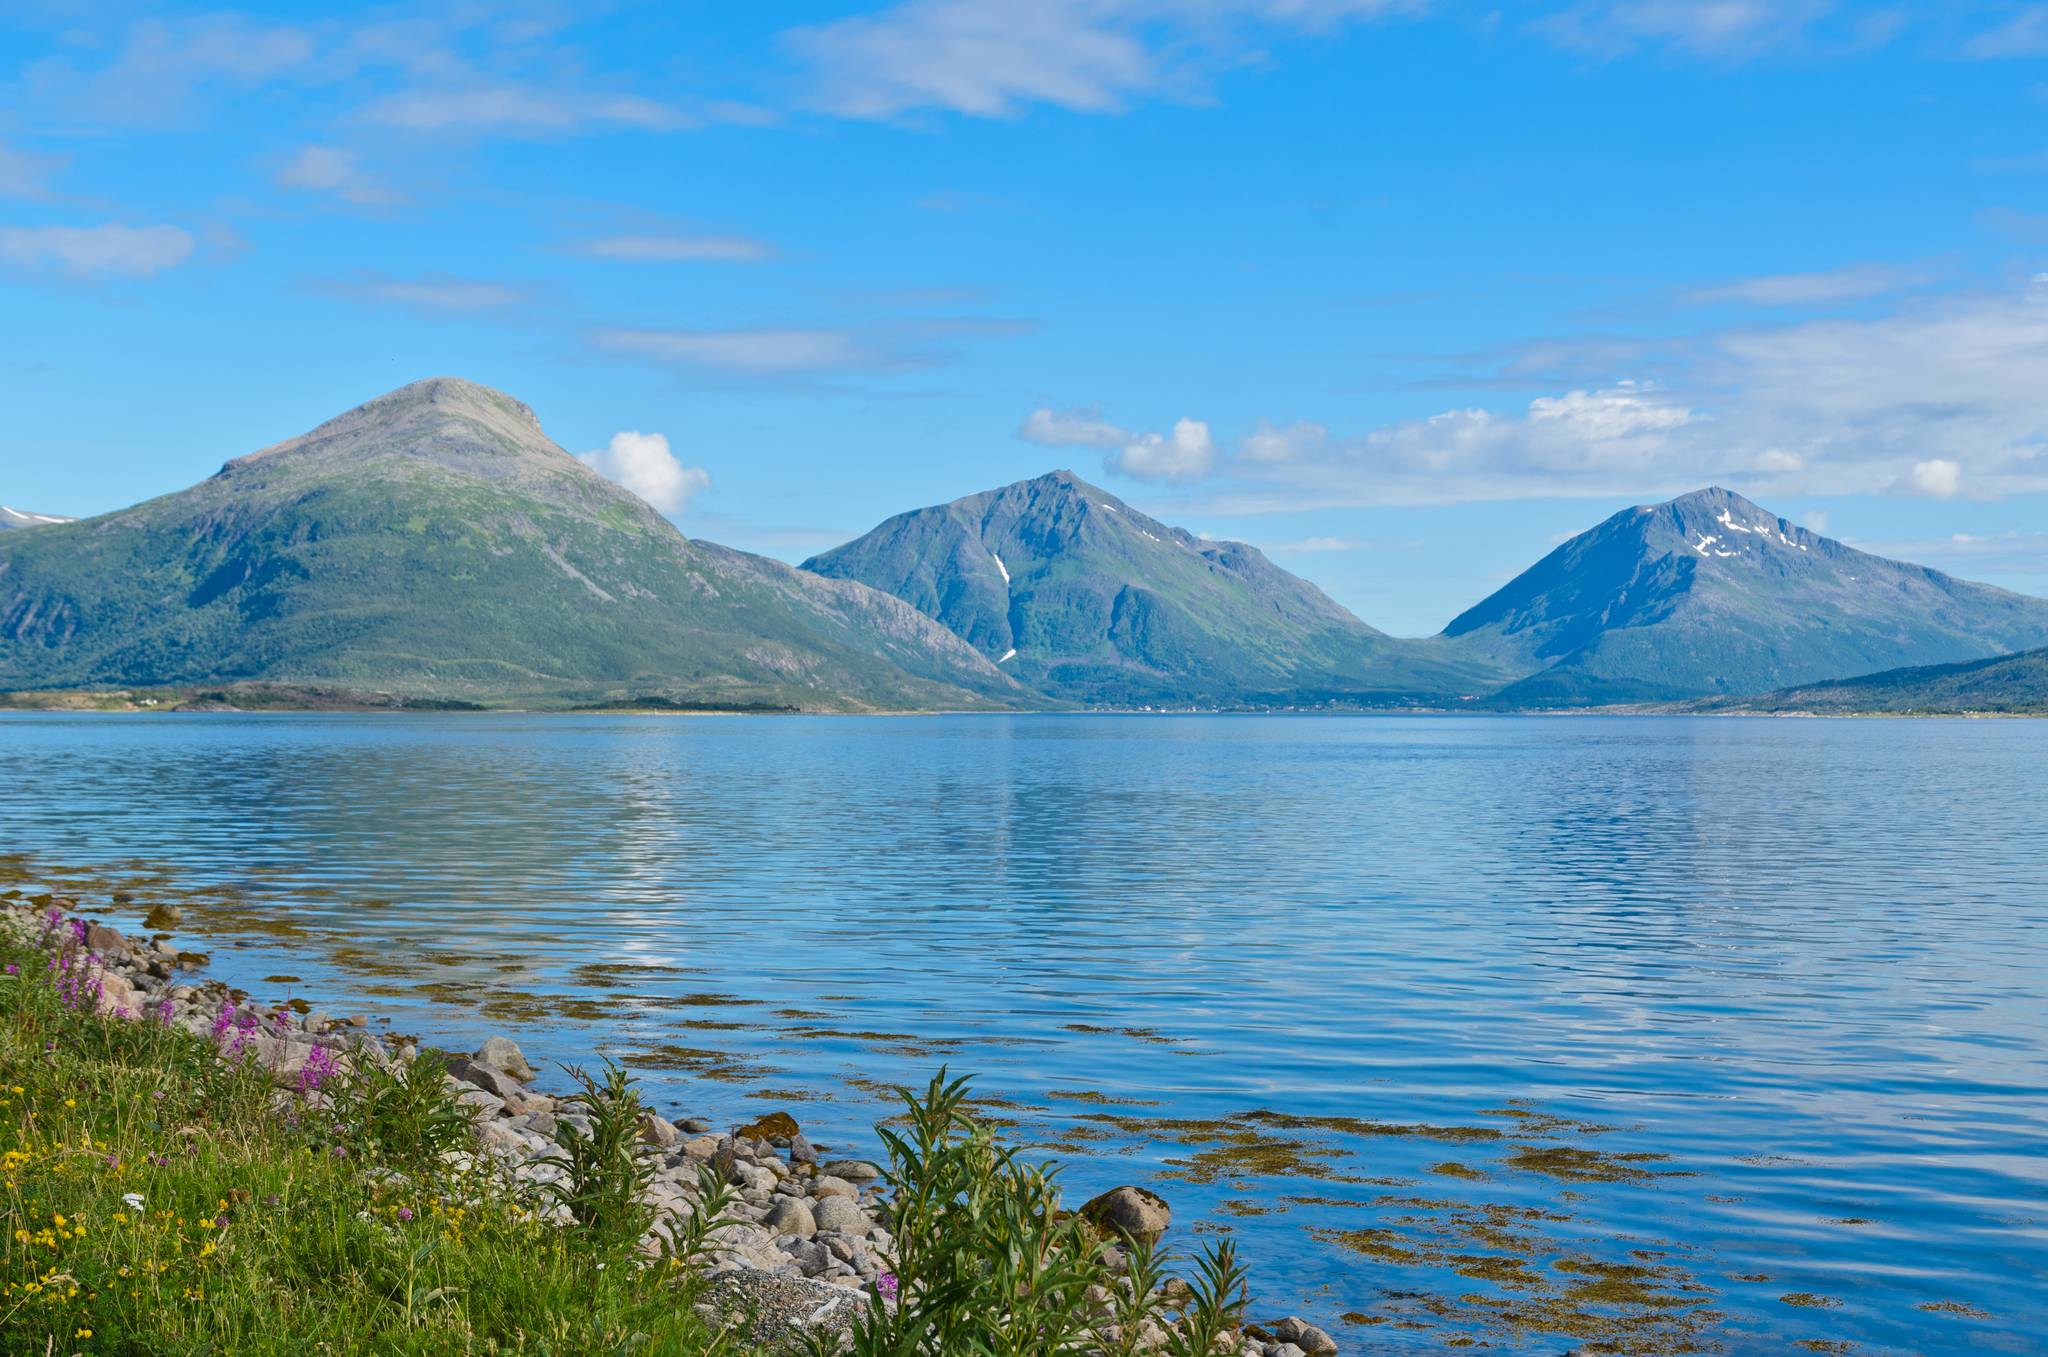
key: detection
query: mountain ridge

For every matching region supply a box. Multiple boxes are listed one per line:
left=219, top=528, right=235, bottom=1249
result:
left=0, top=378, right=1034, bottom=712
left=803, top=470, right=1495, bottom=706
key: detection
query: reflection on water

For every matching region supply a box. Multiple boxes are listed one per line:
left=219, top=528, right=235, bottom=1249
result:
left=2, top=712, right=2045, bottom=1354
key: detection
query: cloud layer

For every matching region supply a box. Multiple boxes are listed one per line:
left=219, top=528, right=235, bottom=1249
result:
left=0, top=224, right=196, bottom=277
left=1027, top=277, right=2048, bottom=506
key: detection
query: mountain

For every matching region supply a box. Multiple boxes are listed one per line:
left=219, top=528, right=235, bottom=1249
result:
left=802, top=471, right=1493, bottom=706
left=0, top=507, right=72, bottom=531
left=1440, top=486, right=2048, bottom=705
left=0, top=378, right=1029, bottom=711
left=1702, top=646, right=2048, bottom=715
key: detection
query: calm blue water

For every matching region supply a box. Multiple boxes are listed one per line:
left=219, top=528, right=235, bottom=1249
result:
left=2, top=713, right=2044, bottom=1353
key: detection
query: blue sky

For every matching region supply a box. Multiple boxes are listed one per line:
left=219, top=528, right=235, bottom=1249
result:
left=3, top=1, right=2047, bottom=635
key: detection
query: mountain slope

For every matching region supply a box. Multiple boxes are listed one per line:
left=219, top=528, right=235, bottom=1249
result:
left=803, top=470, right=1495, bottom=705
left=1702, top=647, right=2048, bottom=714
left=0, top=507, right=72, bottom=531
left=1440, top=487, right=2048, bottom=705
left=0, top=378, right=1029, bottom=711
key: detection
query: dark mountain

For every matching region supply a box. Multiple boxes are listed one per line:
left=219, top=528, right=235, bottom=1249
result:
left=1701, top=646, right=2048, bottom=715
left=803, top=470, right=1495, bottom=706
left=0, top=507, right=72, bottom=531
left=1440, top=487, right=2048, bottom=705
left=0, top=378, right=1030, bottom=711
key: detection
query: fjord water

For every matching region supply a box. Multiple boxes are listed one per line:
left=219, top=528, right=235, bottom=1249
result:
left=4, top=714, right=2043, bottom=1353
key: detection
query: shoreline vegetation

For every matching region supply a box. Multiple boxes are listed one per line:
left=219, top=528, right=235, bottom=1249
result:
left=0, top=897, right=1339, bottom=1357
left=3, top=682, right=2042, bottom=718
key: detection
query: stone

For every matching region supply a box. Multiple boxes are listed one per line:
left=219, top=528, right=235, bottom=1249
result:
left=1080, top=1185, right=1171, bottom=1244
left=1269, top=1318, right=1337, bottom=1355
left=1263, top=1346, right=1306, bottom=1357
left=680, top=1117, right=712, bottom=1133
left=820, top=1160, right=882, bottom=1183
left=446, top=1057, right=524, bottom=1103
left=764, top=1196, right=817, bottom=1236
left=474, top=1035, right=537, bottom=1082
left=812, top=1196, right=870, bottom=1236
left=682, top=1135, right=720, bottom=1159
left=788, top=1132, right=818, bottom=1165
left=85, top=923, right=134, bottom=958
left=639, top=1112, right=683, bottom=1150
left=810, top=1175, right=857, bottom=1201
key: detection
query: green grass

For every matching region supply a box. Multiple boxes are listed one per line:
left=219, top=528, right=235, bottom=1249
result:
left=1, top=926, right=1262, bottom=1357
left=0, top=930, right=733, bottom=1356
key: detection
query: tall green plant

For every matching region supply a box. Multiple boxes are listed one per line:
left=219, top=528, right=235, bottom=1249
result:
left=538, top=1059, right=658, bottom=1255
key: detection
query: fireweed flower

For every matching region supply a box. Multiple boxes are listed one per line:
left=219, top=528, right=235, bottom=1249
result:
left=877, top=1272, right=900, bottom=1300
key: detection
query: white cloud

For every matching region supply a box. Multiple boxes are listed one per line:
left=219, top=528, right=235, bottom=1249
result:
left=1020, top=407, right=1132, bottom=449
left=591, top=326, right=881, bottom=375
left=0, top=223, right=196, bottom=278
left=571, top=234, right=774, bottom=262
left=1021, top=406, right=1218, bottom=483
left=1111, top=417, right=1217, bottom=483
left=360, top=86, right=679, bottom=134
left=1900, top=458, right=1961, bottom=499
left=1682, top=262, right=1927, bottom=307
left=314, top=270, right=528, bottom=312
left=1041, top=279, right=2048, bottom=508
left=276, top=145, right=400, bottom=206
left=786, top=0, right=1425, bottom=119
left=0, top=139, right=60, bottom=200
left=581, top=431, right=710, bottom=514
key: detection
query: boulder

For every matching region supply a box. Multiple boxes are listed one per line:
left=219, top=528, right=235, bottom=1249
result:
left=810, top=1175, right=857, bottom=1201
left=446, top=1057, right=524, bottom=1103
left=788, top=1132, right=819, bottom=1165
left=1269, top=1318, right=1337, bottom=1355
left=639, top=1112, right=683, bottom=1150
left=820, top=1159, right=881, bottom=1183
left=738, top=1111, right=800, bottom=1142
left=763, top=1196, right=817, bottom=1236
left=473, top=1035, right=536, bottom=1082
left=1080, top=1186, right=1171, bottom=1244
left=812, top=1196, right=870, bottom=1236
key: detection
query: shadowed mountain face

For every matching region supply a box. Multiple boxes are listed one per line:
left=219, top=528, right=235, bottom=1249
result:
left=1702, top=646, right=2048, bottom=714
left=0, top=507, right=71, bottom=531
left=1441, top=487, right=2048, bottom=705
left=0, top=378, right=1028, bottom=711
left=803, top=471, right=1495, bottom=706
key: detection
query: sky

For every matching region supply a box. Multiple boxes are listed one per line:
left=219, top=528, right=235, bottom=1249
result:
left=3, top=1, right=2047, bottom=636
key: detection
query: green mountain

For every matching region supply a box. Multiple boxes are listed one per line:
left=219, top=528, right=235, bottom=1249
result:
left=802, top=470, right=1494, bottom=706
left=0, top=378, right=1029, bottom=711
left=1702, top=646, right=2048, bottom=715
left=1440, top=486, right=2048, bottom=705
left=0, top=507, right=71, bottom=531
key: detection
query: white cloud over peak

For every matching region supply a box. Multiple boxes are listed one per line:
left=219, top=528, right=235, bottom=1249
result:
left=1020, top=406, right=1216, bottom=483
left=582, top=431, right=710, bottom=514
left=0, top=223, right=196, bottom=278
left=786, top=0, right=1426, bottom=119
left=277, top=145, right=400, bottom=206
left=314, top=270, right=529, bottom=312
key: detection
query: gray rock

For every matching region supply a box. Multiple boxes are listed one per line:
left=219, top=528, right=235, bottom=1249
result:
left=788, top=1132, right=818, bottom=1165
left=700, top=1267, right=864, bottom=1349
left=1269, top=1318, right=1337, bottom=1355
left=1081, top=1185, right=1171, bottom=1243
left=639, top=1112, right=683, bottom=1150
left=680, top=1117, right=712, bottom=1133
left=810, top=1175, right=858, bottom=1201
left=820, top=1159, right=882, bottom=1183
left=812, top=1196, right=871, bottom=1236
left=447, top=1057, right=524, bottom=1103
left=764, top=1197, right=817, bottom=1236
left=474, top=1035, right=536, bottom=1081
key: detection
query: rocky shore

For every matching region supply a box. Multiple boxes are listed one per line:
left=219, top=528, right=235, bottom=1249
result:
left=0, top=895, right=1342, bottom=1357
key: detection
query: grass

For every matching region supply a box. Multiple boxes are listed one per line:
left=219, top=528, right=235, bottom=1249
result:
left=0, top=928, right=735, bottom=1356
left=2, top=924, right=1260, bottom=1357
